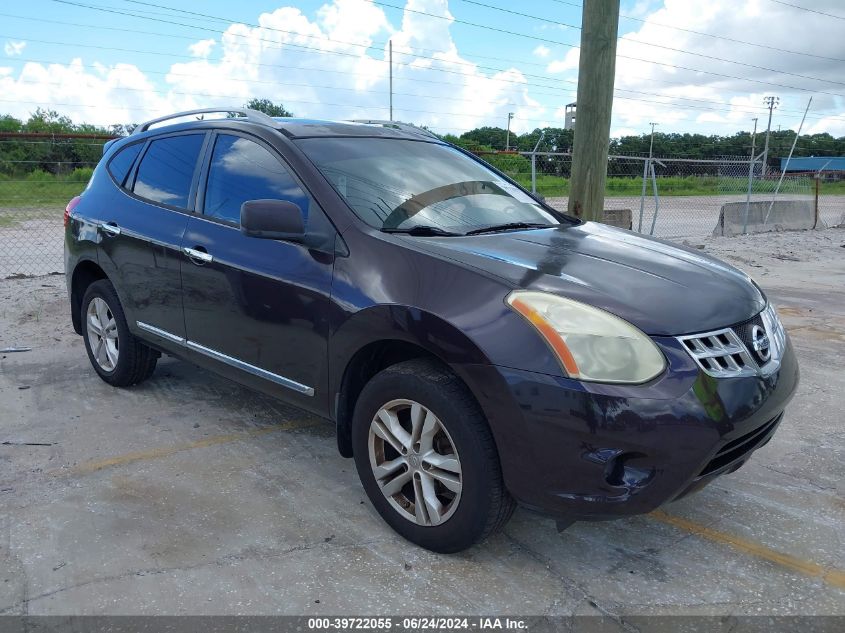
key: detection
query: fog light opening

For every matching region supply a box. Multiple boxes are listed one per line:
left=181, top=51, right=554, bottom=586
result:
left=604, top=452, right=654, bottom=489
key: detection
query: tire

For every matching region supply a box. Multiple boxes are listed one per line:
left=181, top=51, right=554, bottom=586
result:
left=80, top=279, right=158, bottom=387
left=352, top=358, right=515, bottom=553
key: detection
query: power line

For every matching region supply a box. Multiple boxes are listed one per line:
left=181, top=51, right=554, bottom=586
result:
left=547, top=0, right=845, bottom=62
left=455, top=0, right=845, bottom=88
left=11, top=48, right=845, bottom=126
left=42, top=1, right=582, bottom=94
left=88, top=0, right=845, bottom=96
left=768, top=0, right=845, bottom=20
left=39, top=1, right=845, bottom=99
left=1, top=13, right=829, bottom=120
left=7, top=4, right=845, bottom=128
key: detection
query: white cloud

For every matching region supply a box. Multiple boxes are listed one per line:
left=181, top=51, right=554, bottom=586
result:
left=532, top=45, right=550, bottom=59
left=546, top=47, right=579, bottom=76
left=188, top=39, right=216, bottom=58
left=4, top=40, right=26, bottom=57
left=0, top=0, right=547, bottom=133
left=543, top=0, right=845, bottom=134
left=1, top=0, right=843, bottom=137
left=806, top=112, right=845, bottom=137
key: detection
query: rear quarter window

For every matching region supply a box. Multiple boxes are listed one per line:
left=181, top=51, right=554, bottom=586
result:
left=132, top=134, right=205, bottom=209
left=106, top=142, right=143, bottom=187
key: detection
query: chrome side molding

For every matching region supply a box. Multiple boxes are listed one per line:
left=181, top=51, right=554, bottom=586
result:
left=137, top=321, right=185, bottom=344
left=136, top=321, right=314, bottom=396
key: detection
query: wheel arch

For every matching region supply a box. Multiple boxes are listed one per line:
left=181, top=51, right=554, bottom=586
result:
left=69, top=259, right=108, bottom=335
left=330, top=305, right=499, bottom=459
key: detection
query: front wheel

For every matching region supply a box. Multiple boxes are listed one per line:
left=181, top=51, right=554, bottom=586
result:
left=81, top=279, right=158, bottom=387
left=352, top=359, right=515, bottom=553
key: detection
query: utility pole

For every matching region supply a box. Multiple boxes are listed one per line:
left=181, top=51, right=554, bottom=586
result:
left=647, top=122, right=658, bottom=161
left=761, top=95, right=779, bottom=177
left=389, top=40, right=393, bottom=122
left=568, top=0, right=620, bottom=221
left=505, top=112, right=514, bottom=150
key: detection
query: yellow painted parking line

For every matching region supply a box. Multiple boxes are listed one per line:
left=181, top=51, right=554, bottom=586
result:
left=50, top=419, right=318, bottom=478
left=651, top=510, right=845, bottom=590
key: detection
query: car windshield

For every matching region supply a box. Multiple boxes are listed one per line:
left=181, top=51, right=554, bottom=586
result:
left=296, top=137, right=560, bottom=234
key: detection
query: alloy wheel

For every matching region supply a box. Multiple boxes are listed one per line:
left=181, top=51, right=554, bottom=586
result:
left=368, top=399, right=462, bottom=526
left=86, top=297, right=119, bottom=371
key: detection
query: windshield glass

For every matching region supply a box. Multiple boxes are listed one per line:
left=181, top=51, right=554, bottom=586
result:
left=296, top=137, right=559, bottom=233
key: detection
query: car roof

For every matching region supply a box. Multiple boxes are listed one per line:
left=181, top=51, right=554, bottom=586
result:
left=103, top=110, right=443, bottom=156
left=271, top=118, right=439, bottom=141
left=130, top=109, right=440, bottom=142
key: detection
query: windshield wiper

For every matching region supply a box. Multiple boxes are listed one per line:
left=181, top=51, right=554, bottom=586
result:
left=464, top=222, right=551, bottom=236
left=381, top=225, right=461, bottom=236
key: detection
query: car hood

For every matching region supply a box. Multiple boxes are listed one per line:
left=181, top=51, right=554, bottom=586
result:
left=405, top=221, right=765, bottom=336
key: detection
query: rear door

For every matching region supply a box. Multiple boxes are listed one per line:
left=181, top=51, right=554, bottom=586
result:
left=98, top=132, right=207, bottom=343
left=179, top=131, right=336, bottom=410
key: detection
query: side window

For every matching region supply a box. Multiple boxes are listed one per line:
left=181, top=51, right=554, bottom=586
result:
left=107, top=142, right=143, bottom=187
left=132, top=134, right=205, bottom=208
left=203, top=134, right=311, bottom=225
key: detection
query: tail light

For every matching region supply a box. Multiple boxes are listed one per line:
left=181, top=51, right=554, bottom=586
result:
left=64, top=196, right=82, bottom=228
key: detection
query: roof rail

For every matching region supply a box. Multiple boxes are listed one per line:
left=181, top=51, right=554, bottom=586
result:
left=350, top=120, right=441, bottom=140
left=133, top=107, right=277, bottom=135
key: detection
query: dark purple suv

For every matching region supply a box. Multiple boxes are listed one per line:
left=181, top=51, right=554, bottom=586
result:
left=65, top=108, right=798, bottom=552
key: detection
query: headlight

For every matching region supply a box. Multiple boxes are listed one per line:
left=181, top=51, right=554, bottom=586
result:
left=506, top=291, right=666, bottom=384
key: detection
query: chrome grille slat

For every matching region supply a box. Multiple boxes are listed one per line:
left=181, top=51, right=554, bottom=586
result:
left=677, top=304, right=786, bottom=379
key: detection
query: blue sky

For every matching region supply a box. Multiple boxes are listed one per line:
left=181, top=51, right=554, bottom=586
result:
left=1, top=0, right=844, bottom=140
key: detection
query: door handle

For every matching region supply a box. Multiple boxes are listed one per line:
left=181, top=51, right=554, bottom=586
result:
left=100, top=222, right=121, bottom=236
left=183, top=246, right=213, bottom=264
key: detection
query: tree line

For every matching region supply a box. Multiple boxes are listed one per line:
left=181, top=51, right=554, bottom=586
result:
left=1, top=98, right=843, bottom=177
left=444, top=125, right=845, bottom=162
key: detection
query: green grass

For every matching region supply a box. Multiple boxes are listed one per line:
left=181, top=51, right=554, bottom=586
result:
left=0, top=169, right=91, bottom=207
left=0, top=168, right=842, bottom=223
left=505, top=173, right=845, bottom=198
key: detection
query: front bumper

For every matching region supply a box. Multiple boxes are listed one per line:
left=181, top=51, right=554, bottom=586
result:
left=459, top=333, right=799, bottom=521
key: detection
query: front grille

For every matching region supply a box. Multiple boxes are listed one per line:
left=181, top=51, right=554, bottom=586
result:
left=678, top=327, right=757, bottom=377
left=677, top=304, right=786, bottom=379
left=699, top=413, right=782, bottom=477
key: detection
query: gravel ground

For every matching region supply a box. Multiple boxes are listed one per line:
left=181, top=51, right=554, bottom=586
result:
left=0, top=229, right=843, bottom=617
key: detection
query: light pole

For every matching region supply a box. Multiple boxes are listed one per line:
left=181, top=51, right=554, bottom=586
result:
left=505, top=112, right=514, bottom=151
left=762, top=96, right=779, bottom=177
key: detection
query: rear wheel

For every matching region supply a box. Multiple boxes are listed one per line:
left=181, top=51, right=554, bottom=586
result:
left=352, top=359, right=515, bottom=553
left=81, top=280, right=158, bottom=387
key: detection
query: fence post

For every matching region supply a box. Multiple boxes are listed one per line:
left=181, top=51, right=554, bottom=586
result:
left=649, top=161, right=660, bottom=235
left=530, top=131, right=545, bottom=196
left=764, top=96, right=812, bottom=225
left=637, top=158, right=649, bottom=232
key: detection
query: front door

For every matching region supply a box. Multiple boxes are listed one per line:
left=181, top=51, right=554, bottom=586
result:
left=179, top=132, right=336, bottom=410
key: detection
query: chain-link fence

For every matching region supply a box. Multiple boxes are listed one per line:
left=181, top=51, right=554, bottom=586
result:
left=1, top=136, right=844, bottom=277
left=478, top=150, right=843, bottom=240
left=0, top=134, right=109, bottom=277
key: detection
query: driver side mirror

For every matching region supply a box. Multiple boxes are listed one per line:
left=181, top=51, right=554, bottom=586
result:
left=240, top=199, right=305, bottom=242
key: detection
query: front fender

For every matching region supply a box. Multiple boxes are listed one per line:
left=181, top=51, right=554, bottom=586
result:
left=329, top=304, right=494, bottom=393
left=328, top=304, right=525, bottom=481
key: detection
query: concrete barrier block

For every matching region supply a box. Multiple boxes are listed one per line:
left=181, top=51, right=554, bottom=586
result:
left=713, top=200, right=819, bottom=237
left=602, top=208, right=632, bottom=230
